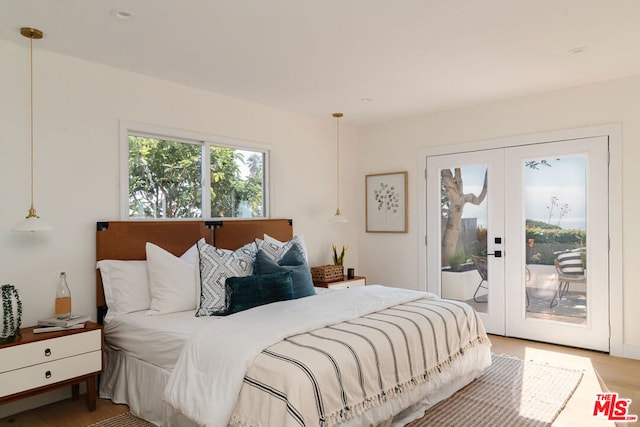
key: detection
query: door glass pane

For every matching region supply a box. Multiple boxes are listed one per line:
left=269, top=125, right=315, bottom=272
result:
left=523, top=156, right=587, bottom=324
left=440, top=165, right=489, bottom=313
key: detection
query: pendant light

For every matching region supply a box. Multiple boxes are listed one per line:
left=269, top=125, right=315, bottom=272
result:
left=12, top=27, right=53, bottom=232
left=329, top=113, right=348, bottom=223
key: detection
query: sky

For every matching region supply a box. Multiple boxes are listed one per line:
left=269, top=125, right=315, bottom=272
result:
left=523, top=157, right=586, bottom=230
left=458, top=156, right=586, bottom=231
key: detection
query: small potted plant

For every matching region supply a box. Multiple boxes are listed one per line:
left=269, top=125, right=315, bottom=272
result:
left=332, top=244, right=347, bottom=266
left=1, top=284, right=22, bottom=344
left=448, top=249, right=466, bottom=272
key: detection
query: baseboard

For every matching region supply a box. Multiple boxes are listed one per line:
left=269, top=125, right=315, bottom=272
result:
left=622, top=343, right=640, bottom=360
left=0, top=383, right=87, bottom=419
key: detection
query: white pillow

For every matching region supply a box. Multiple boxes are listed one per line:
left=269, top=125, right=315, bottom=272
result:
left=258, top=234, right=309, bottom=262
left=97, top=260, right=150, bottom=324
left=145, top=240, right=201, bottom=315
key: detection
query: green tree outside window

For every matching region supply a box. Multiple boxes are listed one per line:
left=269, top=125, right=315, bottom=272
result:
left=128, top=136, right=265, bottom=219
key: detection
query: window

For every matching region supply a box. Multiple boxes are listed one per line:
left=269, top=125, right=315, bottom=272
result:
left=123, top=123, right=268, bottom=219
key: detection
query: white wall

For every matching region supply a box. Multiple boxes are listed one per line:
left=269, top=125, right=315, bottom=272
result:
left=358, top=75, right=640, bottom=359
left=0, top=39, right=359, bottom=415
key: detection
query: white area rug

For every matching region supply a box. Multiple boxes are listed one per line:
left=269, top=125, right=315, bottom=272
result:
left=407, top=353, right=583, bottom=426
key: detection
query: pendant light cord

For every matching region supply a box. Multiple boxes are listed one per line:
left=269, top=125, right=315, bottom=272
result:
left=335, top=114, right=340, bottom=213
left=329, top=112, right=346, bottom=222
left=13, top=27, right=51, bottom=231
left=28, top=35, right=35, bottom=212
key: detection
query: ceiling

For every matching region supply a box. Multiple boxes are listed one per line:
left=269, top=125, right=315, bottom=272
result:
left=3, top=1, right=640, bottom=125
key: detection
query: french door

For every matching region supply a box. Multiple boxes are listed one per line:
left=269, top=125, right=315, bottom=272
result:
left=426, top=150, right=506, bottom=334
left=426, top=136, right=610, bottom=351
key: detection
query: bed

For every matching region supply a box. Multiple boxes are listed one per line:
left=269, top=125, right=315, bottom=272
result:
left=96, top=219, right=491, bottom=427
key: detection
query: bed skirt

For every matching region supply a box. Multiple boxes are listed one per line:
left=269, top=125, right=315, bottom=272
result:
left=100, top=343, right=490, bottom=427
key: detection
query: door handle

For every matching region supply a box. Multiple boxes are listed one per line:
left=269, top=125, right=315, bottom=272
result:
left=487, top=250, right=502, bottom=258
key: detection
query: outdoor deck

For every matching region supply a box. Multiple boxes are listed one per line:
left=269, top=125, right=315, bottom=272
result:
left=462, top=264, right=587, bottom=325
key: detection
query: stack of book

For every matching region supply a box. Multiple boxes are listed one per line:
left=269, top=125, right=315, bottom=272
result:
left=34, top=314, right=90, bottom=333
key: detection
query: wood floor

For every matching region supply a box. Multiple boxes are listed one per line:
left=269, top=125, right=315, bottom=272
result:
left=490, top=335, right=640, bottom=426
left=1, top=335, right=638, bottom=427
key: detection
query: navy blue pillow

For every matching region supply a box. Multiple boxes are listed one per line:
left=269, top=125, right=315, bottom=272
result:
left=225, top=271, right=294, bottom=314
left=254, top=246, right=316, bottom=299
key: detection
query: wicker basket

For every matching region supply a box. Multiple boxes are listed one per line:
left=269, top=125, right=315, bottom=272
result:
left=311, top=265, right=344, bottom=283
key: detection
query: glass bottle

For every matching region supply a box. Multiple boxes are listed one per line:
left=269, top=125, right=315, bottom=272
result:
left=55, top=272, right=72, bottom=319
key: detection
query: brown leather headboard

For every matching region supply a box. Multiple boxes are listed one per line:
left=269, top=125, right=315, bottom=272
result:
left=211, top=218, right=293, bottom=250
left=95, top=219, right=293, bottom=321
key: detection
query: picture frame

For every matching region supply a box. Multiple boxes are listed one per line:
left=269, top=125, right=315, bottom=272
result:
left=366, top=171, right=408, bottom=233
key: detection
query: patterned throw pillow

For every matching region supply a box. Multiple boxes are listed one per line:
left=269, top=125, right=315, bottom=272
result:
left=556, top=250, right=584, bottom=274
left=196, top=240, right=257, bottom=316
left=255, top=235, right=308, bottom=262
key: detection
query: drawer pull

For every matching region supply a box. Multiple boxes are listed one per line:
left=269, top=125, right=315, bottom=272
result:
left=45, top=370, right=52, bottom=379
left=44, top=348, right=52, bottom=357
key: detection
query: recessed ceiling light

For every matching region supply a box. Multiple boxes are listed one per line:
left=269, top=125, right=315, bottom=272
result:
left=111, top=9, right=135, bottom=21
left=568, top=46, right=587, bottom=55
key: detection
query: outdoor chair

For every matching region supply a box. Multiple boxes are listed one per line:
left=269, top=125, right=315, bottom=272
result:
left=552, top=249, right=586, bottom=308
left=471, top=255, right=488, bottom=303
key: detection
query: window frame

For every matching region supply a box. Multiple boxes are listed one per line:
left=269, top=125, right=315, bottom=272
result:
left=120, top=121, right=271, bottom=220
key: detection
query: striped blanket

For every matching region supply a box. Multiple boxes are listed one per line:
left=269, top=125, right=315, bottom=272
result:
left=165, top=286, right=490, bottom=427
left=232, top=297, right=489, bottom=426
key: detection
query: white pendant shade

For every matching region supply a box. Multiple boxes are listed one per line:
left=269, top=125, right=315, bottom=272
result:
left=12, top=213, right=53, bottom=232
left=329, top=209, right=348, bottom=223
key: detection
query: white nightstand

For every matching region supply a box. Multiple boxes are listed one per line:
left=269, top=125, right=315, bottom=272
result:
left=314, top=276, right=366, bottom=290
left=0, top=322, right=103, bottom=411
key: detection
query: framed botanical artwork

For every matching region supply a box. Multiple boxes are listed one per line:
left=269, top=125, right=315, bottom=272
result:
left=366, top=171, right=408, bottom=233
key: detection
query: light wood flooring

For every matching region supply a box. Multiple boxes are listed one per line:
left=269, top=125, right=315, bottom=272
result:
left=1, top=335, right=638, bottom=427
left=490, top=335, right=640, bottom=426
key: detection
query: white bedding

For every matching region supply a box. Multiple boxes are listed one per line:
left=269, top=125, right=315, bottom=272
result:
left=104, top=288, right=335, bottom=368
left=101, top=286, right=491, bottom=427
left=105, top=310, right=216, bottom=369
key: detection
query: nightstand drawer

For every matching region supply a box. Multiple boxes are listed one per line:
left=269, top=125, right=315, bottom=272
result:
left=327, top=278, right=366, bottom=289
left=0, top=329, right=101, bottom=373
left=0, top=350, right=102, bottom=397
